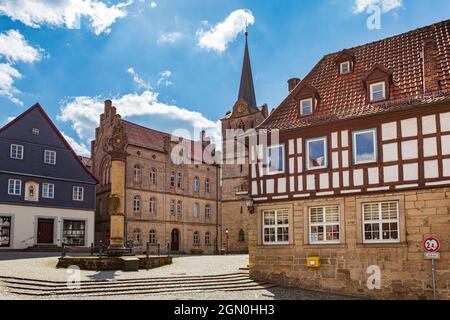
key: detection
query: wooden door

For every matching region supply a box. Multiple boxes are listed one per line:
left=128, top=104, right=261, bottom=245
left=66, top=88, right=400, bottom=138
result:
left=37, top=219, right=54, bottom=244
left=171, top=229, right=179, bottom=251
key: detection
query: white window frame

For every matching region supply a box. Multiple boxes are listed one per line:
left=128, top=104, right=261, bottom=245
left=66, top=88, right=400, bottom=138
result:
left=340, top=61, right=351, bottom=74
left=193, top=203, right=200, bottom=217
left=44, top=150, right=57, bottom=165
left=266, top=144, right=285, bottom=175
left=262, top=209, right=290, bottom=245
left=149, top=229, right=156, bottom=244
left=32, top=128, right=40, bottom=135
left=150, top=168, right=157, bottom=185
left=133, top=196, right=141, bottom=213
left=362, top=201, right=400, bottom=244
left=300, top=98, right=313, bottom=116
left=193, top=176, right=199, bottom=193
left=306, top=137, right=328, bottom=170
left=205, top=205, right=211, bottom=219
left=133, top=165, right=141, bottom=183
left=10, top=144, right=24, bottom=160
left=193, top=231, right=200, bottom=246
left=72, top=186, right=84, bottom=201
left=370, top=82, right=386, bottom=101
left=205, top=232, right=211, bottom=246
left=352, top=129, right=378, bottom=165
left=8, top=179, right=22, bottom=196
left=149, top=197, right=157, bottom=214
left=42, top=183, right=55, bottom=199
left=309, top=206, right=341, bottom=245
left=205, top=178, right=210, bottom=193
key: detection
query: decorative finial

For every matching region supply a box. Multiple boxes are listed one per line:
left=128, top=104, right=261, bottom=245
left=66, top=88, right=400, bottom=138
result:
left=245, top=19, right=249, bottom=37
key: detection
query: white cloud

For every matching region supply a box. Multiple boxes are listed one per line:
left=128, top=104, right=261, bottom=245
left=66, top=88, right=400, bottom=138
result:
left=150, top=1, right=157, bottom=9
left=62, top=132, right=91, bottom=156
left=0, top=63, right=23, bottom=105
left=354, top=0, right=402, bottom=13
left=157, top=31, right=183, bottom=45
left=0, top=0, right=132, bottom=35
left=0, top=30, right=43, bottom=105
left=57, top=90, right=221, bottom=148
left=127, top=67, right=152, bottom=90
left=196, top=9, right=255, bottom=53
left=157, top=70, right=173, bottom=87
left=0, top=30, right=43, bottom=63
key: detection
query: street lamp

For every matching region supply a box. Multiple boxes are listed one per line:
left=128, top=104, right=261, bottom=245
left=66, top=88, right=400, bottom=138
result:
left=225, top=228, right=229, bottom=254
left=246, top=196, right=255, bottom=214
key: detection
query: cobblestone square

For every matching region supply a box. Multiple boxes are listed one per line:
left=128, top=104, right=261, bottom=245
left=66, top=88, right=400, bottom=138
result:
left=0, top=253, right=359, bottom=300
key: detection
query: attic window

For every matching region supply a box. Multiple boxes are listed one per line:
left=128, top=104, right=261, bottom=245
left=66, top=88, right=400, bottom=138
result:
left=340, top=61, right=351, bottom=75
left=32, top=128, right=40, bottom=135
left=300, top=98, right=313, bottom=116
left=370, top=82, right=386, bottom=101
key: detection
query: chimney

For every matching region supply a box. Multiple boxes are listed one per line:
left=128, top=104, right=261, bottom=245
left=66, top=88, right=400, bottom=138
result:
left=104, top=99, right=112, bottom=112
left=422, top=38, right=439, bottom=94
left=288, top=78, right=301, bottom=93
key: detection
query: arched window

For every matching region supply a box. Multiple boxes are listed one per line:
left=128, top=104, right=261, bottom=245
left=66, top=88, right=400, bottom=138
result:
left=177, top=200, right=182, bottom=216
left=193, top=176, right=199, bottom=193
left=133, top=196, right=141, bottom=213
left=239, top=229, right=245, bottom=242
left=205, top=231, right=211, bottom=246
left=177, top=172, right=182, bottom=188
left=150, top=168, right=157, bottom=185
left=193, top=231, right=200, bottom=246
left=205, top=204, right=211, bottom=219
left=102, top=162, right=111, bottom=186
left=133, top=165, right=141, bottom=183
left=170, top=171, right=176, bottom=187
left=149, top=197, right=157, bottom=214
left=149, top=229, right=156, bottom=244
left=170, top=200, right=176, bottom=215
left=205, top=178, right=210, bottom=193
left=193, top=203, right=200, bottom=217
left=133, top=229, right=141, bottom=245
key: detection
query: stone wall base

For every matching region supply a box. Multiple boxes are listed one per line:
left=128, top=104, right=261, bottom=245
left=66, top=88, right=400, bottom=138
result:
left=57, top=256, right=172, bottom=271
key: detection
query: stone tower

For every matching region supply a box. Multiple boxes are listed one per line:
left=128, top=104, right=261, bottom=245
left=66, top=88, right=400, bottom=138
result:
left=220, top=32, right=268, bottom=253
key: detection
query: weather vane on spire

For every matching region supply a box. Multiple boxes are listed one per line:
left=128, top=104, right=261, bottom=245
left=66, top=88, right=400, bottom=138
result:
left=245, top=19, right=249, bottom=37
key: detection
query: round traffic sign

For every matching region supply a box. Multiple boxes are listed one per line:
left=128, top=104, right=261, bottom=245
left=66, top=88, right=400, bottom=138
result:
left=423, top=237, right=441, bottom=253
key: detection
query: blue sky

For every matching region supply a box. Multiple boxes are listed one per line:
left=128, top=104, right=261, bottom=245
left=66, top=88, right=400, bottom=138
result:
left=0, top=0, right=449, bottom=156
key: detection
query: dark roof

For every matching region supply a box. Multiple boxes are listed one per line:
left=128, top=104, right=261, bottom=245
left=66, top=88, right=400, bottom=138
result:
left=0, top=103, right=98, bottom=184
left=123, top=120, right=214, bottom=163
left=238, top=33, right=258, bottom=112
left=258, top=19, right=450, bottom=131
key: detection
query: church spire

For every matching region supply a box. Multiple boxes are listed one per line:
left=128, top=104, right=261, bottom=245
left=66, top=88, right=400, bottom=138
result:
left=238, top=30, right=258, bottom=112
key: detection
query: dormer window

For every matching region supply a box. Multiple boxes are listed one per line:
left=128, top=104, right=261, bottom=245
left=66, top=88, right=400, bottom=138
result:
left=370, top=82, right=386, bottom=102
left=340, top=61, right=351, bottom=75
left=300, top=98, right=313, bottom=116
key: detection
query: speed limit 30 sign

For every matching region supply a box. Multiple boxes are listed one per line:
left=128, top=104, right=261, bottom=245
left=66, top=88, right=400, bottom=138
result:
left=423, top=237, right=441, bottom=253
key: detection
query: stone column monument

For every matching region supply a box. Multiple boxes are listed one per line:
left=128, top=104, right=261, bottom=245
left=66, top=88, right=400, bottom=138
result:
left=106, top=117, right=129, bottom=255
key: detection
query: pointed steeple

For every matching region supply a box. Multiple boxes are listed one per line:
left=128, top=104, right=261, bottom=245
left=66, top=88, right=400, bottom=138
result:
left=238, top=31, right=258, bottom=112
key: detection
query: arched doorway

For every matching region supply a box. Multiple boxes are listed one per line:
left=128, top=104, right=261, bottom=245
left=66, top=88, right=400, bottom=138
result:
left=171, top=229, right=180, bottom=251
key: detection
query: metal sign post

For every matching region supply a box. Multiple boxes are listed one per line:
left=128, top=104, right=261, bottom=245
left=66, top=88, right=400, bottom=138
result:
left=423, top=236, right=441, bottom=300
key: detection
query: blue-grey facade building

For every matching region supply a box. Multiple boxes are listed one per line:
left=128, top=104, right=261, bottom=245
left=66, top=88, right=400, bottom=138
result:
left=0, top=104, right=97, bottom=249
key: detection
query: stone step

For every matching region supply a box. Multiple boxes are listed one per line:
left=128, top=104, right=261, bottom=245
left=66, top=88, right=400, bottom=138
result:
left=1, top=272, right=276, bottom=298
left=2, top=276, right=252, bottom=292
left=0, top=272, right=249, bottom=287
left=8, top=281, right=277, bottom=297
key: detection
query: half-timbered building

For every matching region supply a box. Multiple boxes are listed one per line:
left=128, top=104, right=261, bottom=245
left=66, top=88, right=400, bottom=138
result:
left=248, top=20, right=450, bottom=299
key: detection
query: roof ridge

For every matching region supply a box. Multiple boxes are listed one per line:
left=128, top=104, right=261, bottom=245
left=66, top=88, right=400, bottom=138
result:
left=324, top=18, right=449, bottom=59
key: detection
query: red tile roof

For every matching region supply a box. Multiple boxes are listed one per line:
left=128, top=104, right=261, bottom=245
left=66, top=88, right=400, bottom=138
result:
left=259, top=19, right=450, bottom=131
left=123, top=120, right=214, bottom=163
